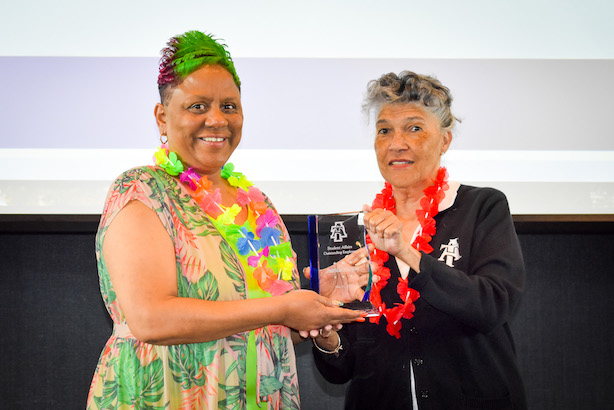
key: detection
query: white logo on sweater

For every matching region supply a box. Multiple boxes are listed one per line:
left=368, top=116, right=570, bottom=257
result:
left=438, top=238, right=461, bottom=267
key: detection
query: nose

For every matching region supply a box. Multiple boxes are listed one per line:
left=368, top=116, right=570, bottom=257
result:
left=388, top=131, right=408, bottom=151
left=205, top=107, right=228, bottom=128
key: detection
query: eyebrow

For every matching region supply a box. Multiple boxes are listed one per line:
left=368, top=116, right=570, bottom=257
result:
left=376, top=116, right=425, bottom=125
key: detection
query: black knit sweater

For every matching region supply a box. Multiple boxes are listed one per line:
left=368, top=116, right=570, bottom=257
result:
left=313, top=185, right=528, bottom=410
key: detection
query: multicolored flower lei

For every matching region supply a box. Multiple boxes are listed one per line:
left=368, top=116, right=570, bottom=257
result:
left=154, top=144, right=295, bottom=296
left=367, top=167, right=449, bottom=338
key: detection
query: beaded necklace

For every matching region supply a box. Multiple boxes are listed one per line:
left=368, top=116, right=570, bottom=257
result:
left=154, top=144, right=295, bottom=296
left=367, top=167, right=449, bottom=338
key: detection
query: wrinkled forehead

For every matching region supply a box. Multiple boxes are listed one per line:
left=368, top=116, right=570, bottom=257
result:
left=376, top=102, right=428, bottom=120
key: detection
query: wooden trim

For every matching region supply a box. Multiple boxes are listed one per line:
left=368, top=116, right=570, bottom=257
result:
left=512, top=214, right=614, bottom=234
left=512, top=214, right=614, bottom=223
left=1, top=214, right=613, bottom=234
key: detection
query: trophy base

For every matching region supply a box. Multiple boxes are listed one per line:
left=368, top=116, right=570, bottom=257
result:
left=341, top=300, right=379, bottom=317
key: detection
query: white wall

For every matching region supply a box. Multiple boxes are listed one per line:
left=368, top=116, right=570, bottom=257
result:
left=1, top=0, right=613, bottom=214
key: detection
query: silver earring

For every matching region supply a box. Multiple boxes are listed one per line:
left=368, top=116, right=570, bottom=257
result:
left=160, top=134, right=168, bottom=144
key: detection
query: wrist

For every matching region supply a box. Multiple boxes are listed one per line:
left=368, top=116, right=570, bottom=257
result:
left=271, top=293, right=290, bottom=326
left=397, top=246, right=421, bottom=272
left=313, top=332, right=342, bottom=357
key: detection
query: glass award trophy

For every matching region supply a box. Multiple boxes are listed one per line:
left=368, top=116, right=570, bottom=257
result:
left=308, top=213, right=376, bottom=314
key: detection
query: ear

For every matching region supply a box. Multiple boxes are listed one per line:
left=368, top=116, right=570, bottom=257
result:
left=154, top=103, right=167, bottom=135
left=441, top=131, right=453, bottom=155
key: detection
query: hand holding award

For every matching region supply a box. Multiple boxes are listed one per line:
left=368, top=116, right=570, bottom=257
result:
left=307, top=213, right=377, bottom=315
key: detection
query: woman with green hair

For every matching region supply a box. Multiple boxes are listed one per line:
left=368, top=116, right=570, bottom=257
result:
left=86, top=30, right=369, bottom=409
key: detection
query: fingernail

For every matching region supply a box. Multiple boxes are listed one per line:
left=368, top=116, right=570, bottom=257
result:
left=333, top=300, right=344, bottom=307
left=356, top=317, right=366, bottom=322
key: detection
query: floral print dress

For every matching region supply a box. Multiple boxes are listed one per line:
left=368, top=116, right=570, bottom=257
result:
left=87, top=166, right=300, bottom=409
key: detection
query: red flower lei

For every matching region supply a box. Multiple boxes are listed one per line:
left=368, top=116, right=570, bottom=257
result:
left=367, top=167, right=449, bottom=338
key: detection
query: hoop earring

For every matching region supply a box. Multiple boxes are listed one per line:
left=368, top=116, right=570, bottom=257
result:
left=160, top=134, right=168, bottom=144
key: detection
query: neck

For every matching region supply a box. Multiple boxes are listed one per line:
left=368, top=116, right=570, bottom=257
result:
left=201, top=170, right=225, bottom=189
left=391, top=183, right=428, bottom=220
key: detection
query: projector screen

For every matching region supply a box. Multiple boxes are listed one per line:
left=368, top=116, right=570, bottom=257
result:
left=1, top=0, right=613, bottom=215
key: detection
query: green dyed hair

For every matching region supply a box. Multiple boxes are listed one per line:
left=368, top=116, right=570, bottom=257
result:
left=157, top=30, right=241, bottom=103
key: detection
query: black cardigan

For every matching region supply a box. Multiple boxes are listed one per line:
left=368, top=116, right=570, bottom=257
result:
left=313, top=185, right=528, bottom=410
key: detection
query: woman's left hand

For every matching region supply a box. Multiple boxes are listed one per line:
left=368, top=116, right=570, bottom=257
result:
left=303, top=245, right=375, bottom=303
left=298, top=323, right=343, bottom=339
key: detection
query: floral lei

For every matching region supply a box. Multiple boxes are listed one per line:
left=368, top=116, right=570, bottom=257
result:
left=154, top=144, right=295, bottom=297
left=367, top=167, right=449, bottom=338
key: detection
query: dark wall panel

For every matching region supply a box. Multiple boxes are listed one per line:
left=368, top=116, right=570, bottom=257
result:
left=1, top=218, right=613, bottom=409
left=0, top=232, right=110, bottom=408
left=512, top=233, right=614, bottom=409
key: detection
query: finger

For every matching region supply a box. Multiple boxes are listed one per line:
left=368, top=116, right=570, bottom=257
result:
left=376, top=218, right=396, bottom=235
left=309, top=329, right=319, bottom=338
left=320, top=296, right=344, bottom=308
left=299, top=330, right=309, bottom=338
left=383, top=219, right=404, bottom=239
left=357, top=246, right=371, bottom=261
left=364, top=210, right=388, bottom=232
left=358, top=261, right=372, bottom=274
left=340, top=315, right=367, bottom=324
left=303, top=266, right=311, bottom=279
left=342, top=250, right=366, bottom=268
left=353, top=288, right=365, bottom=301
left=362, top=204, right=372, bottom=213
left=331, top=307, right=368, bottom=322
left=319, top=325, right=333, bottom=338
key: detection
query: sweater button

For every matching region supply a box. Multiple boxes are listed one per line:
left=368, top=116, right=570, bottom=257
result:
left=413, top=358, right=424, bottom=366
left=409, top=326, right=418, bottom=334
left=421, top=390, right=429, bottom=398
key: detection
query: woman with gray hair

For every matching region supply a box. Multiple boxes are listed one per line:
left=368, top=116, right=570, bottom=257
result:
left=310, top=71, right=527, bottom=409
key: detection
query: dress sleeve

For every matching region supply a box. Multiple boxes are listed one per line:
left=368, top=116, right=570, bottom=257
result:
left=409, top=189, right=525, bottom=333
left=98, top=167, right=176, bottom=244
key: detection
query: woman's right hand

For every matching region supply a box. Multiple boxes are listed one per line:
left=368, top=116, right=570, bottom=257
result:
left=362, top=205, right=407, bottom=256
left=362, top=204, right=422, bottom=271
left=278, top=290, right=365, bottom=335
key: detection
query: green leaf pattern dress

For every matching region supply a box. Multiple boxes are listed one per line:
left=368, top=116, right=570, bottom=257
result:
left=87, top=166, right=301, bottom=409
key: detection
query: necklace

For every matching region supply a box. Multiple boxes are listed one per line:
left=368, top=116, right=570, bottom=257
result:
left=368, top=167, right=449, bottom=338
left=154, top=144, right=295, bottom=296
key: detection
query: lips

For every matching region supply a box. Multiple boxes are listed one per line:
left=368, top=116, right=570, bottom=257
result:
left=199, top=136, right=228, bottom=142
left=389, top=160, right=413, bottom=165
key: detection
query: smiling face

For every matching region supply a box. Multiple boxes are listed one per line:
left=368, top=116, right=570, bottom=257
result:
left=375, top=103, right=452, bottom=191
left=154, top=64, right=243, bottom=177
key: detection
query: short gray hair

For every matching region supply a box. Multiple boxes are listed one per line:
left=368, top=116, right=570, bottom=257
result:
left=362, top=71, right=459, bottom=132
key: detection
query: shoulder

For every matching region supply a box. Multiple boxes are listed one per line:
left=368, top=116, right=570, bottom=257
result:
left=455, top=184, right=509, bottom=209
left=443, top=184, right=512, bottom=221
left=457, top=184, right=507, bottom=201
left=446, top=185, right=515, bottom=231
left=108, top=166, right=176, bottom=195
left=111, top=165, right=160, bottom=184
left=102, top=166, right=173, bottom=214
